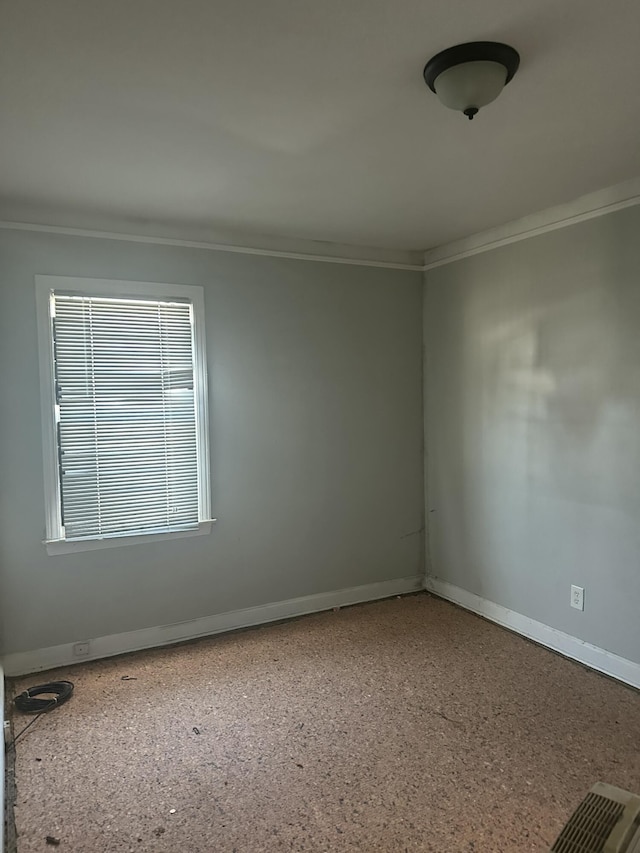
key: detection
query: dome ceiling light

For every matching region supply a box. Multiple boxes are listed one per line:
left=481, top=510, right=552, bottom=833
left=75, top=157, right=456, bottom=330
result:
left=423, top=41, right=520, bottom=120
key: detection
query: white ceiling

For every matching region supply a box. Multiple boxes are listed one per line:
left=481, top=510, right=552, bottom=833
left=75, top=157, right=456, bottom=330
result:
left=2, top=0, right=640, bottom=253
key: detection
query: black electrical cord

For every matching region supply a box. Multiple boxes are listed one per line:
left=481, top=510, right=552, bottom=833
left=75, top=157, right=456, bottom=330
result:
left=6, top=680, right=74, bottom=752
left=14, top=681, right=74, bottom=714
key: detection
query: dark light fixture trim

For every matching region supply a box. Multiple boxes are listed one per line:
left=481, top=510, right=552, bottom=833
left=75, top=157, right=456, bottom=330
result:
left=423, top=41, right=520, bottom=119
left=423, top=41, right=520, bottom=93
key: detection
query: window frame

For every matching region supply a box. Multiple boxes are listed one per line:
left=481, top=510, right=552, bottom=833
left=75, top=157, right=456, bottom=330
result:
left=36, top=275, right=213, bottom=555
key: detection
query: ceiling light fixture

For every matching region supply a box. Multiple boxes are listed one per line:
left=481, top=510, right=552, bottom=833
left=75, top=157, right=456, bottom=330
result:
left=423, top=41, right=520, bottom=120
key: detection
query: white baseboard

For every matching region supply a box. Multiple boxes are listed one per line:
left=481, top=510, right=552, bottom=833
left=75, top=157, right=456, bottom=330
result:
left=1, top=662, right=4, bottom=853
left=426, top=577, right=640, bottom=691
left=2, top=576, right=424, bottom=677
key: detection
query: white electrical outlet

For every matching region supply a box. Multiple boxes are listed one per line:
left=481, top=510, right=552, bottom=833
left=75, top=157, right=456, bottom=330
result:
left=73, top=641, right=90, bottom=657
left=571, top=585, right=584, bottom=611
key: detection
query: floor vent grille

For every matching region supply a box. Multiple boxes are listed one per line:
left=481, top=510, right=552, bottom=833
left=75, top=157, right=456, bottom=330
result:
left=551, top=784, right=640, bottom=853
left=552, top=793, right=624, bottom=852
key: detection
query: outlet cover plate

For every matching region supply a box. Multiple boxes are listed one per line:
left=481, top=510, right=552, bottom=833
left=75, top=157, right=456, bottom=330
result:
left=571, top=585, right=584, bottom=611
left=73, top=641, right=90, bottom=657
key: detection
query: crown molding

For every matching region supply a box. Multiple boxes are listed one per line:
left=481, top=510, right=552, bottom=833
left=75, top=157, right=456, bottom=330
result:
left=5, top=175, right=640, bottom=274
left=0, top=216, right=423, bottom=272
left=423, top=175, right=640, bottom=271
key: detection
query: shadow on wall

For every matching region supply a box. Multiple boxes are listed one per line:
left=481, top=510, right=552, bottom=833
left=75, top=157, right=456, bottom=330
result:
left=428, top=215, right=640, bottom=605
left=482, top=286, right=640, bottom=509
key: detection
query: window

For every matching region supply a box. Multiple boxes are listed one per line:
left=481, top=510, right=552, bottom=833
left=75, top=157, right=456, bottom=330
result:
left=36, top=276, right=212, bottom=554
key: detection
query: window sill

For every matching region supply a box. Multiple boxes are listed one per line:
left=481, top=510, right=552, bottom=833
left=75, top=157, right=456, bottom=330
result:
left=44, top=520, right=216, bottom=556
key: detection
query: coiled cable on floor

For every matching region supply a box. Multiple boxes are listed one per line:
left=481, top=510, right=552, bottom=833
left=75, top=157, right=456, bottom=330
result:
left=14, top=681, right=74, bottom=714
left=6, top=680, right=74, bottom=752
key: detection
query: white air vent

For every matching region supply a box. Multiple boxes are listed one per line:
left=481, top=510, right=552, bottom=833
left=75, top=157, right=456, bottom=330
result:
left=551, top=783, right=640, bottom=853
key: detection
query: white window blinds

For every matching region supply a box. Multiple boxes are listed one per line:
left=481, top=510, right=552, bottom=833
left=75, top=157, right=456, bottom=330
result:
left=51, top=293, right=200, bottom=540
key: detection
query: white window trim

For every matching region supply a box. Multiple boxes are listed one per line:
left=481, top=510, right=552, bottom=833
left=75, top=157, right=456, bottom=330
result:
left=35, top=275, right=214, bottom=555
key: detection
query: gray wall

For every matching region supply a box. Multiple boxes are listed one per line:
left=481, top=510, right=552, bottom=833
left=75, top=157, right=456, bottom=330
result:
left=0, top=229, right=424, bottom=655
left=424, top=205, right=640, bottom=664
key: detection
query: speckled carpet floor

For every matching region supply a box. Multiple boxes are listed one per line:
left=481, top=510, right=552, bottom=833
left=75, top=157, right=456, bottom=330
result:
left=7, top=593, right=640, bottom=852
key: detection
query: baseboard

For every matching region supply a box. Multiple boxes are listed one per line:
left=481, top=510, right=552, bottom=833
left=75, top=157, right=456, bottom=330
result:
left=1, top=662, right=5, bottom=853
left=2, top=576, right=424, bottom=677
left=425, top=577, right=640, bottom=691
